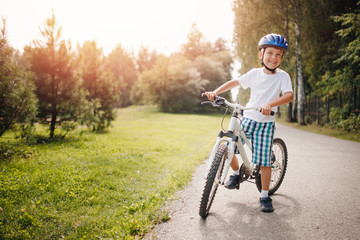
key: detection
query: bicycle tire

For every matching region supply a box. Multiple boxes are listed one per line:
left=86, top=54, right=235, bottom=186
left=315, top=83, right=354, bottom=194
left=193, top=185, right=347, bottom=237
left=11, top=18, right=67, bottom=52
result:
left=255, top=138, right=288, bottom=195
left=199, top=144, right=227, bottom=218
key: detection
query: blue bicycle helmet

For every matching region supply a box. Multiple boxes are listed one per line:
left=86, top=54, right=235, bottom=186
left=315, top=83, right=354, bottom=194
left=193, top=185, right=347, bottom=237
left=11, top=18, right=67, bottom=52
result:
left=258, top=33, right=288, bottom=53
left=258, top=33, right=288, bottom=73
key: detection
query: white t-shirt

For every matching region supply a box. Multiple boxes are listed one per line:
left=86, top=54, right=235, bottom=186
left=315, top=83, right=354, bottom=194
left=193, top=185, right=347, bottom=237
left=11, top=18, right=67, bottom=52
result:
left=237, top=67, right=293, bottom=122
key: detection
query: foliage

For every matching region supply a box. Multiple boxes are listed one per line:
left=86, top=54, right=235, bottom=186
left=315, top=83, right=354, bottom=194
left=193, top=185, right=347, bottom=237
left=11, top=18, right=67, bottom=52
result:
left=77, top=40, right=120, bottom=132
left=24, top=12, right=86, bottom=139
left=331, top=2, right=360, bottom=90
left=2, top=1, right=359, bottom=137
left=0, top=106, right=220, bottom=239
left=181, top=23, right=213, bottom=61
left=130, top=49, right=162, bottom=105
left=136, top=45, right=158, bottom=73
left=0, top=19, right=38, bottom=138
left=338, top=114, right=360, bottom=132
left=328, top=105, right=360, bottom=132
left=192, top=53, right=232, bottom=110
left=311, top=2, right=360, bottom=128
left=193, top=54, right=229, bottom=91
left=232, top=0, right=296, bottom=120
left=105, top=44, right=137, bottom=107
left=308, top=1, right=359, bottom=96
left=232, top=0, right=359, bottom=124
left=134, top=24, right=233, bottom=113
left=140, top=55, right=209, bottom=112
left=233, top=0, right=273, bottom=74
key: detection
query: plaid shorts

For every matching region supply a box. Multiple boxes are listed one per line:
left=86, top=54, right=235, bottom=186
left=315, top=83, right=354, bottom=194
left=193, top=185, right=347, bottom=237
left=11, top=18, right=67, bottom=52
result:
left=236, top=117, right=275, bottom=167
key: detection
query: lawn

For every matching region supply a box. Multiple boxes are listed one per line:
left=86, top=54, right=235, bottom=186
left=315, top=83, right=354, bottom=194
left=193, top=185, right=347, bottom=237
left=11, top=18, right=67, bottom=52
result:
left=0, top=106, right=221, bottom=239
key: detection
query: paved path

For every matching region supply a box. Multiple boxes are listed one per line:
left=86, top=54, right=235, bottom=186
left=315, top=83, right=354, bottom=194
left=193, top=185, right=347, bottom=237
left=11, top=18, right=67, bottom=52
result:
left=144, top=124, right=360, bottom=240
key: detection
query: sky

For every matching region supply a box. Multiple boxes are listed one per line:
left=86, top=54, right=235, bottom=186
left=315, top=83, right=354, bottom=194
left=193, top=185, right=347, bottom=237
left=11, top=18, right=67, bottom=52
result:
left=0, top=0, right=241, bottom=97
left=0, top=0, right=236, bottom=57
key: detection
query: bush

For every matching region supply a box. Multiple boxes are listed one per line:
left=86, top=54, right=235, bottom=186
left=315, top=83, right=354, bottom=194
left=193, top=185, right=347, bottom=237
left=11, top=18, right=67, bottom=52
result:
left=328, top=106, right=359, bottom=132
left=0, top=20, right=38, bottom=138
left=339, top=114, right=360, bottom=132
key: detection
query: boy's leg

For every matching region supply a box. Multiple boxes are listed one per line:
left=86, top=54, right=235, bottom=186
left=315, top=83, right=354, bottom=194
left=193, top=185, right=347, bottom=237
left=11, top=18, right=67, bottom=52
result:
left=260, top=166, right=271, bottom=191
left=225, top=117, right=254, bottom=189
left=259, top=167, right=273, bottom=212
left=251, top=122, right=275, bottom=212
left=224, top=155, right=240, bottom=189
left=230, top=155, right=239, bottom=171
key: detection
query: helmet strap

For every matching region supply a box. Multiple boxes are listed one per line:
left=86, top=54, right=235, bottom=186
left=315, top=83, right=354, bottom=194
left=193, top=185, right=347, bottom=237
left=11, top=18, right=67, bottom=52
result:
left=261, top=61, right=277, bottom=73
left=261, top=48, right=278, bottom=74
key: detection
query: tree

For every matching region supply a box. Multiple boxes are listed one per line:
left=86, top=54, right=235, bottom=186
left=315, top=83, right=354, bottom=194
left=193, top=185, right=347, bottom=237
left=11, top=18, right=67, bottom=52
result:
left=140, top=55, right=208, bottom=112
left=317, top=2, right=360, bottom=101
left=77, top=40, right=120, bottom=131
left=331, top=1, right=360, bottom=91
left=291, top=0, right=306, bottom=125
left=131, top=48, right=161, bottom=105
left=0, top=19, right=37, bottom=137
left=233, top=0, right=306, bottom=123
left=136, top=25, right=233, bottom=112
left=233, top=0, right=277, bottom=74
left=136, top=45, right=158, bottom=73
left=182, top=22, right=213, bottom=61
left=193, top=54, right=232, bottom=101
left=27, top=12, right=85, bottom=138
left=105, top=44, right=137, bottom=107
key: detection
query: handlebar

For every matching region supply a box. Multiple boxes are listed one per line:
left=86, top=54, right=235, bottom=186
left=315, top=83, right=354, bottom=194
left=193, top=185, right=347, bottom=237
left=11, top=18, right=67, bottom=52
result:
left=201, top=94, right=275, bottom=116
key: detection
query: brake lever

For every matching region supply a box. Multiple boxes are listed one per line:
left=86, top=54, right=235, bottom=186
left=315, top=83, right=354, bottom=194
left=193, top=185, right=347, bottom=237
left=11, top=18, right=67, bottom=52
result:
left=214, top=97, right=225, bottom=106
left=201, top=94, right=225, bottom=107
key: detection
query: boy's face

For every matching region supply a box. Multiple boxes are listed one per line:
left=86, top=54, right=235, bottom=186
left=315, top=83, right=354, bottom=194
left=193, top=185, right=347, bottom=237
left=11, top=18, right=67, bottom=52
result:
left=259, top=47, right=284, bottom=69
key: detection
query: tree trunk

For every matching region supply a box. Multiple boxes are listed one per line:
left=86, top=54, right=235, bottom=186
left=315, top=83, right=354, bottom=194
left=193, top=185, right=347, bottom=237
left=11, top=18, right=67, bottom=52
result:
left=292, top=74, right=297, bottom=122
left=50, top=109, right=56, bottom=139
left=295, top=21, right=305, bottom=125
left=50, top=70, right=56, bottom=139
left=284, top=5, right=293, bottom=122
left=50, top=92, right=57, bottom=139
left=287, top=102, right=293, bottom=122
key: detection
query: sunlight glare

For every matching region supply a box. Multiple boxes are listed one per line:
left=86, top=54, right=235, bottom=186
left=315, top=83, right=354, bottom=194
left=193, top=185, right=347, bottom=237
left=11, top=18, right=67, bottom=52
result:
left=0, top=0, right=234, bottom=55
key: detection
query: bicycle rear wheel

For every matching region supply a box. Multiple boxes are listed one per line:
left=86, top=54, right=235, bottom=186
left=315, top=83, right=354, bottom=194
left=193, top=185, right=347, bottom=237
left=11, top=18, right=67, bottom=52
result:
left=255, top=138, right=288, bottom=195
left=199, top=144, right=227, bottom=218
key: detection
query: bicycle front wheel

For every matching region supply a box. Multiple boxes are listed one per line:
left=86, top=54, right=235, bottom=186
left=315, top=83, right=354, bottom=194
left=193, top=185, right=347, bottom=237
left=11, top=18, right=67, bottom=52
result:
left=199, top=144, right=227, bottom=219
left=255, top=138, right=288, bottom=195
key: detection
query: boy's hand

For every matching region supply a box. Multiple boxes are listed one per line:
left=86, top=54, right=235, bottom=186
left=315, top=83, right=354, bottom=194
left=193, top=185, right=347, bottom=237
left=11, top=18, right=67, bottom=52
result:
left=204, top=91, right=217, bottom=101
left=261, top=104, right=272, bottom=115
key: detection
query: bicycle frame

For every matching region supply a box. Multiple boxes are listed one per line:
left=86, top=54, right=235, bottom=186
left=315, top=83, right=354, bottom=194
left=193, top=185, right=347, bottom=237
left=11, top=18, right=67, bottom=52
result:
left=205, top=101, right=257, bottom=185
left=199, top=95, right=287, bottom=218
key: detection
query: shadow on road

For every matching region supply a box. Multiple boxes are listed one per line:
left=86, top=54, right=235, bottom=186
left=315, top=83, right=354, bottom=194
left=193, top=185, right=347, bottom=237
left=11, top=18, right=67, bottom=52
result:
left=199, top=194, right=301, bottom=240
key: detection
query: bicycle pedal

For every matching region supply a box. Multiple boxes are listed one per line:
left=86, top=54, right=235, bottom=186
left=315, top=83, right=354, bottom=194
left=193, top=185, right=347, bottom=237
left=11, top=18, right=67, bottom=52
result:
left=236, top=184, right=240, bottom=190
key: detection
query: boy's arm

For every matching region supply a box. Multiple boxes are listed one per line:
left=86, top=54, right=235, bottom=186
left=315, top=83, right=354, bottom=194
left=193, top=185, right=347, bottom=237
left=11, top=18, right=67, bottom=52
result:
left=261, top=92, right=294, bottom=115
left=204, top=79, right=240, bottom=101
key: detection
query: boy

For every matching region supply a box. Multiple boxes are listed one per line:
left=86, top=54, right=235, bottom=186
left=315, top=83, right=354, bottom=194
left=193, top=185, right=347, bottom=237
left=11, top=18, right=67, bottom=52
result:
left=204, top=33, right=293, bottom=212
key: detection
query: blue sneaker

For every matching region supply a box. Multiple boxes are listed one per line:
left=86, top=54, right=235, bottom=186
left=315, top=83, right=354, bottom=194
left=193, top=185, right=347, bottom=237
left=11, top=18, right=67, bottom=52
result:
left=224, top=174, right=240, bottom=189
left=260, top=197, right=274, bottom=212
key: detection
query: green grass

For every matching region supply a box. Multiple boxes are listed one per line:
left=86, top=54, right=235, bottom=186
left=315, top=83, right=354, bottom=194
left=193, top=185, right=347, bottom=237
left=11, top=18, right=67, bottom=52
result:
left=277, top=116, right=360, bottom=142
left=0, top=106, right=222, bottom=239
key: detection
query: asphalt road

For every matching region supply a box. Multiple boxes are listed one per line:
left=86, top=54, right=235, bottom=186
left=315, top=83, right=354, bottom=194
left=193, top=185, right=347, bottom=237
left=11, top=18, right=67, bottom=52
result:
left=144, top=124, right=360, bottom=240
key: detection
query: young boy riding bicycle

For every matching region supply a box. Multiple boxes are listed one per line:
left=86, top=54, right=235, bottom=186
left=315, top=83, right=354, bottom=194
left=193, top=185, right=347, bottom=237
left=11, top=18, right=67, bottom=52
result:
left=204, top=33, right=293, bottom=212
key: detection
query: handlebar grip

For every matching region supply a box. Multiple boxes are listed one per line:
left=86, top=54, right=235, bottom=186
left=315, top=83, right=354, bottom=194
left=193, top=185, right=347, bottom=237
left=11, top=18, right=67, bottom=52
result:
left=259, top=108, right=275, bottom=116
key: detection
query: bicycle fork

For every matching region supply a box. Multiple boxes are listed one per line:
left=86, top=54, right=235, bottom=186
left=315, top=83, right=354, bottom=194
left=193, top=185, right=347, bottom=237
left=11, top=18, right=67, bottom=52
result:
left=204, top=135, right=235, bottom=185
left=204, top=134, right=253, bottom=185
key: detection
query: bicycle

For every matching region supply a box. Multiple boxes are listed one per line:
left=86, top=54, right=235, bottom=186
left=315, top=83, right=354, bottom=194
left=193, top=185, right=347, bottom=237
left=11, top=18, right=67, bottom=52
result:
left=199, top=95, right=288, bottom=218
